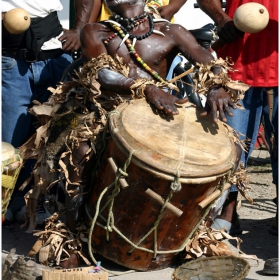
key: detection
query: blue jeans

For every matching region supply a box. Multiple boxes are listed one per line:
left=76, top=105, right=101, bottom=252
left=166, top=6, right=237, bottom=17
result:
left=2, top=53, right=73, bottom=214
left=2, top=53, right=73, bottom=147
left=227, top=87, right=278, bottom=191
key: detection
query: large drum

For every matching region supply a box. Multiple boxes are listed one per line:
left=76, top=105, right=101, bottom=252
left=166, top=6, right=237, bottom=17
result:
left=86, top=99, right=237, bottom=271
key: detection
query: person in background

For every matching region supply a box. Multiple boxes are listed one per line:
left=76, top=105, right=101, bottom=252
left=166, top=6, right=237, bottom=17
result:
left=89, top=0, right=188, bottom=23
left=196, top=0, right=278, bottom=236
left=2, top=0, right=94, bottom=226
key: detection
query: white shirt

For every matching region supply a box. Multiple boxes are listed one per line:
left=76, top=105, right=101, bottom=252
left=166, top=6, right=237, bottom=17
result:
left=1, top=0, right=63, bottom=18
left=2, top=0, right=64, bottom=49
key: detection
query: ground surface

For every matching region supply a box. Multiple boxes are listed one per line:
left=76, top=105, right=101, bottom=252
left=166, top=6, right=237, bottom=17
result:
left=2, top=151, right=278, bottom=279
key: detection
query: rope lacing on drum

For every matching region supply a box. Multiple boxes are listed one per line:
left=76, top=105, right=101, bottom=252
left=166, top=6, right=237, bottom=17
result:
left=91, top=110, right=120, bottom=178
left=86, top=148, right=137, bottom=275
left=171, top=169, right=182, bottom=192
left=85, top=159, right=224, bottom=275
left=85, top=113, right=235, bottom=275
left=216, top=161, right=235, bottom=196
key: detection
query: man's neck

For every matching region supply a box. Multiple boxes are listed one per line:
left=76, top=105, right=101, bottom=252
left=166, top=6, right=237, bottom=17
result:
left=109, top=3, right=145, bottom=19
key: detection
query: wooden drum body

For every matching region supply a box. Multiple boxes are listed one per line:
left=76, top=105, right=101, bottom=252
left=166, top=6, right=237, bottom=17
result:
left=86, top=99, right=237, bottom=271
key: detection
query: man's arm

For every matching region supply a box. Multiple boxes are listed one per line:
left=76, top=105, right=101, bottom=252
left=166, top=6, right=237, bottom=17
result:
left=59, top=0, right=94, bottom=52
left=196, top=0, right=244, bottom=43
left=169, top=23, right=237, bottom=122
left=157, top=0, right=188, bottom=21
left=196, top=0, right=229, bottom=26
left=80, top=23, right=188, bottom=115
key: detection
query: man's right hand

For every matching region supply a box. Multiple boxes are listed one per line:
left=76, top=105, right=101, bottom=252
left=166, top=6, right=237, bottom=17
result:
left=217, top=20, right=244, bottom=44
left=201, top=86, right=237, bottom=122
left=145, top=85, right=188, bottom=115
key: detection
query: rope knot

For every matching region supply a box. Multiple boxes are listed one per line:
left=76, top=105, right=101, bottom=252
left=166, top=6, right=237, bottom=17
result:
left=118, top=167, right=128, bottom=177
left=171, top=181, right=182, bottom=192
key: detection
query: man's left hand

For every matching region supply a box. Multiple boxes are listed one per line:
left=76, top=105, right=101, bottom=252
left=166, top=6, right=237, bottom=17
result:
left=200, top=87, right=236, bottom=122
left=59, top=29, right=81, bottom=52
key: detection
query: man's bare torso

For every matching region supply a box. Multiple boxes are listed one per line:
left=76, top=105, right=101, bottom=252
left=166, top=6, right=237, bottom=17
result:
left=84, top=21, right=183, bottom=81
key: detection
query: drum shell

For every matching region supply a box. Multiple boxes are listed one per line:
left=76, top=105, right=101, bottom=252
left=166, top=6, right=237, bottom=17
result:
left=87, top=140, right=229, bottom=271
left=86, top=100, right=237, bottom=271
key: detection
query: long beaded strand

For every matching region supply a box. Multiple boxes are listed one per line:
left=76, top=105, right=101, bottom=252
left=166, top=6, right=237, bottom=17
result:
left=108, top=21, right=167, bottom=84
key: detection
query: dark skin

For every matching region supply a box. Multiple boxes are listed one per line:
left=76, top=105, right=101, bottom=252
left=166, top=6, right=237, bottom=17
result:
left=81, top=0, right=236, bottom=122
left=58, top=0, right=94, bottom=52
left=157, top=0, right=188, bottom=21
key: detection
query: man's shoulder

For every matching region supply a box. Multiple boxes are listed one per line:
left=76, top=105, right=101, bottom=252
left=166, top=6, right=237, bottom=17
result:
left=82, top=22, right=109, bottom=33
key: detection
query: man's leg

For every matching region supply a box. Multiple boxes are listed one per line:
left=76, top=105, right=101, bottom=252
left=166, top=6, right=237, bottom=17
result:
left=212, top=87, right=264, bottom=232
left=263, top=87, right=278, bottom=235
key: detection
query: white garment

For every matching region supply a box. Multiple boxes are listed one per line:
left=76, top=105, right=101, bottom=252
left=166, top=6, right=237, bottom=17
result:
left=1, top=0, right=63, bottom=17
left=2, top=0, right=64, bottom=49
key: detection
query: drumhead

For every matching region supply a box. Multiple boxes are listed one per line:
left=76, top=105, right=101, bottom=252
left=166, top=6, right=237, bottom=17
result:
left=109, top=99, right=237, bottom=181
left=2, top=142, right=15, bottom=162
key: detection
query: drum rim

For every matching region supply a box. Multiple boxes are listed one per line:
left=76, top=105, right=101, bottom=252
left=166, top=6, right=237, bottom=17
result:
left=109, top=100, right=237, bottom=183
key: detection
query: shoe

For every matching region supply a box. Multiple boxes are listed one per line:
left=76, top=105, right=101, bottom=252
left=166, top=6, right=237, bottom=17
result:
left=263, top=258, right=278, bottom=275
left=211, top=218, right=242, bottom=235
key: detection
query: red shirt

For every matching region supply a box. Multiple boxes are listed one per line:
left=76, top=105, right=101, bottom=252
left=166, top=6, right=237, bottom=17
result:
left=217, top=0, right=278, bottom=87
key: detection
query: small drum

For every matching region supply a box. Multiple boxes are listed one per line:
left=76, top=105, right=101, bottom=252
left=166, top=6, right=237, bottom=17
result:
left=86, top=99, right=237, bottom=271
left=2, top=142, right=22, bottom=217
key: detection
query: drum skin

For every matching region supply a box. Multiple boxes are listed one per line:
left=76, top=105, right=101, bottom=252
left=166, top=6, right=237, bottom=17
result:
left=86, top=99, right=237, bottom=271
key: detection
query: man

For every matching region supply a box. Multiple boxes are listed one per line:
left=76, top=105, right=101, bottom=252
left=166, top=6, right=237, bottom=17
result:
left=20, top=0, right=249, bottom=268
left=2, top=0, right=94, bottom=225
left=196, top=0, right=278, bottom=239
left=81, top=0, right=239, bottom=119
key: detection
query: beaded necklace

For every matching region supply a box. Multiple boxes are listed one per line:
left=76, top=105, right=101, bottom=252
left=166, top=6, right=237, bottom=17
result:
left=104, top=14, right=166, bottom=84
left=103, top=15, right=148, bottom=46
left=110, top=12, right=148, bottom=31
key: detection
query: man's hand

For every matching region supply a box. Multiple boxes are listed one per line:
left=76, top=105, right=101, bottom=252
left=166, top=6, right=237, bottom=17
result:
left=145, top=85, right=188, bottom=115
left=157, top=5, right=177, bottom=21
left=59, top=28, right=81, bottom=53
left=217, top=20, right=244, bottom=44
left=200, top=87, right=236, bottom=122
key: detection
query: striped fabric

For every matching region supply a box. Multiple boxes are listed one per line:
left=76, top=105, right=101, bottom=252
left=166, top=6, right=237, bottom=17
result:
left=217, top=0, right=278, bottom=87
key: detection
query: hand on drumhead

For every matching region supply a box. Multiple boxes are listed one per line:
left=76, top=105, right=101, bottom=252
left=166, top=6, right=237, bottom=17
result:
left=201, top=87, right=236, bottom=122
left=145, top=85, right=188, bottom=115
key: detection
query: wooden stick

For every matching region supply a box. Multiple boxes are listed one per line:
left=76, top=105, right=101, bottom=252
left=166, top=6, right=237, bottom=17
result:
left=145, top=188, right=183, bottom=217
left=108, top=157, right=129, bottom=189
left=167, top=67, right=194, bottom=84
left=198, top=182, right=231, bottom=209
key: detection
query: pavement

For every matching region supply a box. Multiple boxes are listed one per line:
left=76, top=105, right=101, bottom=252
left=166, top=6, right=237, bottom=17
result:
left=248, top=149, right=271, bottom=165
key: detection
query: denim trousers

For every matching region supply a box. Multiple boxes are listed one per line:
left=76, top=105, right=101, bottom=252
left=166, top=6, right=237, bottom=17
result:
left=2, top=53, right=73, bottom=214
left=227, top=86, right=278, bottom=191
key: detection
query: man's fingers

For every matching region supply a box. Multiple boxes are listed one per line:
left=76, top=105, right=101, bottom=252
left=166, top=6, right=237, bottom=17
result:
left=211, top=103, right=218, bottom=122
left=153, top=100, right=164, bottom=111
